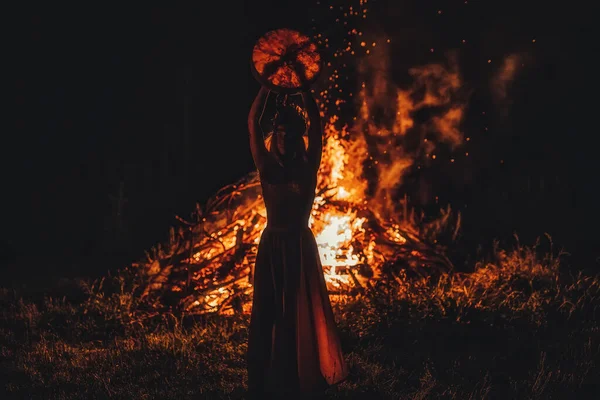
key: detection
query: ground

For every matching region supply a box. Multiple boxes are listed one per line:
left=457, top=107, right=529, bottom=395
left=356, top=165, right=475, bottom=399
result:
left=1, top=242, right=599, bottom=399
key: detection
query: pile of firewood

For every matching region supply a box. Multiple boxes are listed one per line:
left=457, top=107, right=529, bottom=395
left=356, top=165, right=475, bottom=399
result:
left=131, top=171, right=459, bottom=315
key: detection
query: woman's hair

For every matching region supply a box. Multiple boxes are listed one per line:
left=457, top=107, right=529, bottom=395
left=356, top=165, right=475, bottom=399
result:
left=271, top=103, right=307, bottom=138
left=264, top=132, right=309, bottom=152
left=266, top=132, right=308, bottom=167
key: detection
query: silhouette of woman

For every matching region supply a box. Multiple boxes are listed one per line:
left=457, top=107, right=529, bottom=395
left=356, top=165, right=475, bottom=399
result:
left=247, top=85, right=349, bottom=398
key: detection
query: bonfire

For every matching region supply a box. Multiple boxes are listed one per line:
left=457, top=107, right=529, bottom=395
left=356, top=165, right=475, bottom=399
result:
left=130, top=1, right=476, bottom=316
left=134, top=62, right=468, bottom=316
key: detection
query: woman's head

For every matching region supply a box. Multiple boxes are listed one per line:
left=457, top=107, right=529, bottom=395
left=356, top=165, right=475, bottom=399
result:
left=271, top=105, right=307, bottom=139
left=271, top=128, right=306, bottom=154
left=267, top=105, right=308, bottom=165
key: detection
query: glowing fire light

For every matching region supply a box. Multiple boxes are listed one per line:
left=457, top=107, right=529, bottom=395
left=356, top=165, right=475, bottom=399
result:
left=138, top=0, right=486, bottom=314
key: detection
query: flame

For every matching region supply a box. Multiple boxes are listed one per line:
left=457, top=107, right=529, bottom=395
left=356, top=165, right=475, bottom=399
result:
left=312, top=212, right=366, bottom=286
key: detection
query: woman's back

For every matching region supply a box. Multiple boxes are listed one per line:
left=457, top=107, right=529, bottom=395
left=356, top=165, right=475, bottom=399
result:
left=260, top=166, right=317, bottom=230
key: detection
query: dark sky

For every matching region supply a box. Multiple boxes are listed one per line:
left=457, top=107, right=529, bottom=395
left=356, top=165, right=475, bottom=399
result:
left=5, top=1, right=597, bottom=278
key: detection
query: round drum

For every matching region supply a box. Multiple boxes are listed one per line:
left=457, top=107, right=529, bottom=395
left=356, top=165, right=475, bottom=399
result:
left=251, top=28, right=322, bottom=94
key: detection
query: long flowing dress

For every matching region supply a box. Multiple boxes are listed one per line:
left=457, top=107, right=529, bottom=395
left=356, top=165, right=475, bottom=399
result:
left=247, top=162, right=349, bottom=397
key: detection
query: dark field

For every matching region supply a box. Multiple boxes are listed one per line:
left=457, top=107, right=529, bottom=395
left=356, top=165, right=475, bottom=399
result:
left=1, top=240, right=598, bottom=399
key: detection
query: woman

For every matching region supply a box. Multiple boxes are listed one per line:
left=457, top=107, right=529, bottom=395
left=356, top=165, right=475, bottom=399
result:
left=247, top=85, right=349, bottom=398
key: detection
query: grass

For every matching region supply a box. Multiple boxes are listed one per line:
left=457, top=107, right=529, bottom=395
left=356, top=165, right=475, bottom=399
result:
left=1, top=237, right=599, bottom=399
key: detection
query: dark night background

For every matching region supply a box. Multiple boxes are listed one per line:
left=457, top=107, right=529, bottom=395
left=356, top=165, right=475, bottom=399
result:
left=5, top=1, right=597, bottom=285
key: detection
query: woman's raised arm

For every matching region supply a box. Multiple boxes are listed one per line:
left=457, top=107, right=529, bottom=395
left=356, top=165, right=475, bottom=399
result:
left=248, top=86, right=270, bottom=172
left=301, top=90, right=323, bottom=172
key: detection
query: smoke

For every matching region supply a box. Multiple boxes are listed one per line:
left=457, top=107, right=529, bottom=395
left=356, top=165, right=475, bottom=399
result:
left=490, top=53, right=528, bottom=115
left=349, top=41, right=469, bottom=218
left=309, top=3, right=527, bottom=223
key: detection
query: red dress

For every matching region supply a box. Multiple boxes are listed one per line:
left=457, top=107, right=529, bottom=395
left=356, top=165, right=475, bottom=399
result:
left=247, top=162, right=349, bottom=396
